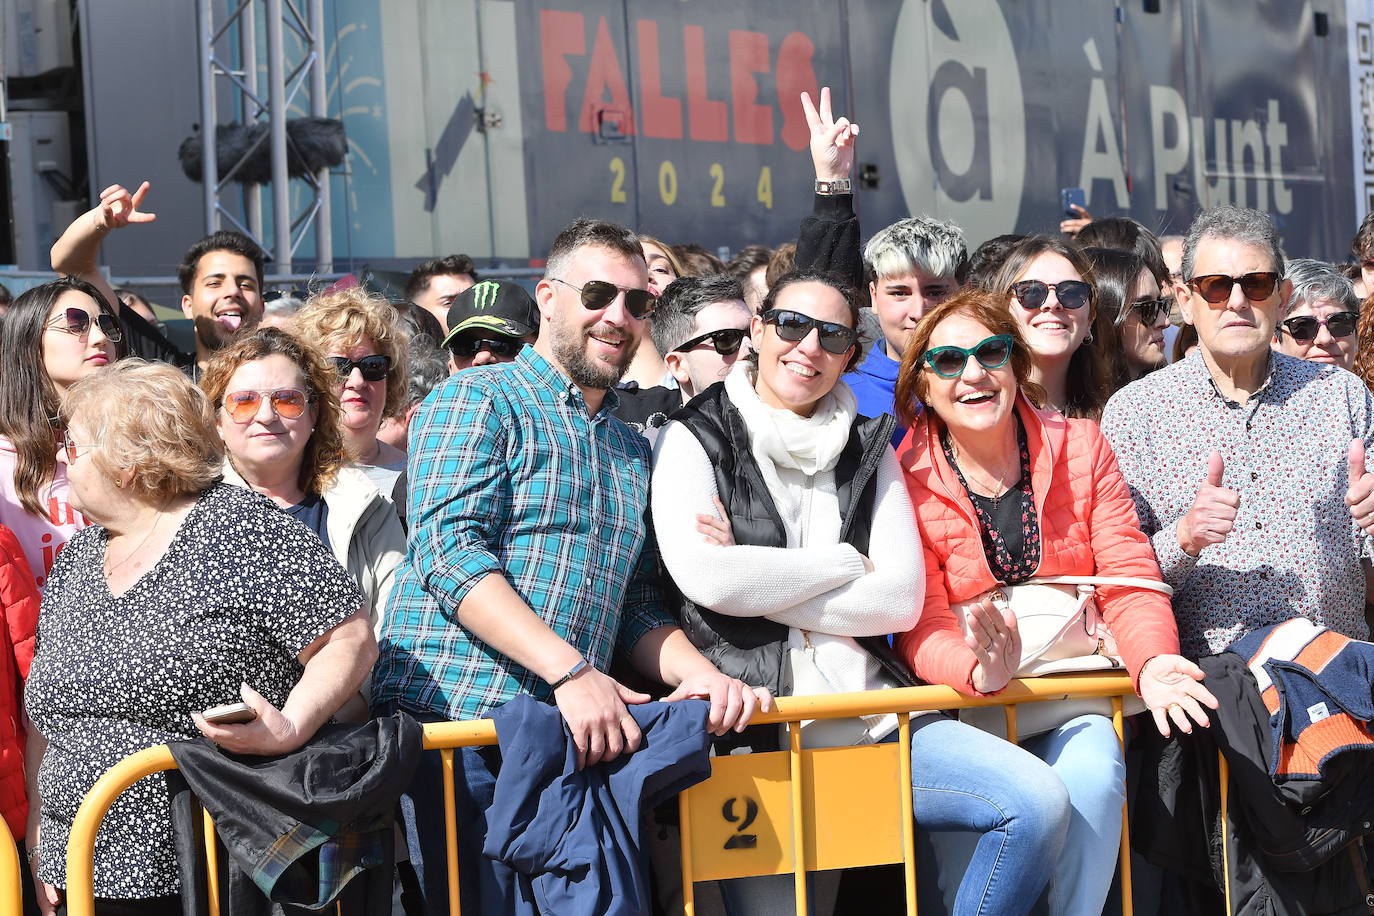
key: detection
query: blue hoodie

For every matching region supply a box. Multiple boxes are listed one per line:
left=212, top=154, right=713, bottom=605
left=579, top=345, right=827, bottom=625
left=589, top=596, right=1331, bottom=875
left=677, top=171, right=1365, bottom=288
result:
left=844, top=344, right=912, bottom=447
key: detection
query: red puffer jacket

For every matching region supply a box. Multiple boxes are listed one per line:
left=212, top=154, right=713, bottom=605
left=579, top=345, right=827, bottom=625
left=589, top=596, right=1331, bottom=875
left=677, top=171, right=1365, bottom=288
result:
left=896, top=394, right=1179, bottom=697
left=0, top=524, right=38, bottom=836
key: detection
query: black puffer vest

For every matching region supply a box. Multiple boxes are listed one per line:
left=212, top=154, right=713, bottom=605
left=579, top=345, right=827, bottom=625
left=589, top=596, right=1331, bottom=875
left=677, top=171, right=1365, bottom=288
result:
left=660, top=382, right=918, bottom=705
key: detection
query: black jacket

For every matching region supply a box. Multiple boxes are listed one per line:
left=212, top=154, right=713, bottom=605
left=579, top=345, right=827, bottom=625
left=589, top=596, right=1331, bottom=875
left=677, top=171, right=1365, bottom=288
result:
left=167, top=712, right=423, bottom=916
left=795, top=193, right=864, bottom=294
left=659, top=383, right=916, bottom=750
left=1133, top=653, right=1374, bottom=915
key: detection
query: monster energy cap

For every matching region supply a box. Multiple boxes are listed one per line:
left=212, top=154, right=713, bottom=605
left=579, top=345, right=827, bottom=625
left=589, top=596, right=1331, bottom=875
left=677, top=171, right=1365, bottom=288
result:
left=441, top=279, right=539, bottom=346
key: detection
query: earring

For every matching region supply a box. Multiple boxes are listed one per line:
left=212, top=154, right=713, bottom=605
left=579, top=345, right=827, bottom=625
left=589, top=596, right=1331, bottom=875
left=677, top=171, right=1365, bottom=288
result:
left=1083, top=331, right=1094, bottom=344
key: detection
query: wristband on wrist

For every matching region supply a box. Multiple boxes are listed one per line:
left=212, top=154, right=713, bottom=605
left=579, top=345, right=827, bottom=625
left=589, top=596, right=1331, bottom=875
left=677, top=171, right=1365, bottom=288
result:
left=815, top=179, right=852, bottom=195
left=549, top=658, right=589, bottom=691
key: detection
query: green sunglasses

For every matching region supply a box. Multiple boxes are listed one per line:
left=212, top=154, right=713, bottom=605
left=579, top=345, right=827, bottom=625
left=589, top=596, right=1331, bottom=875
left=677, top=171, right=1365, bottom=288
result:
left=921, top=334, right=1015, bottom=378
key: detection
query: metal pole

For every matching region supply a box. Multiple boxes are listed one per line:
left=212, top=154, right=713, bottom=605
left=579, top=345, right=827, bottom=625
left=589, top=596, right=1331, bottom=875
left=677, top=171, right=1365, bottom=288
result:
left=239, top=0, right=262, bottom=242
left=308, top=0, right=332, bottom=272
left=265, top=0, right=290, bottom=273
left=198, top=0, right=218, bottom=236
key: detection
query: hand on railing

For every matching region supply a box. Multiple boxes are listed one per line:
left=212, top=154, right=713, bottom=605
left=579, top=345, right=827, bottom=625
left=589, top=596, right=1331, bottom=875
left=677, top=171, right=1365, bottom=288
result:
left=553, top=665, right=652, bottom=771
left=1139, top=654, right=1219, bottom=737
left=661, top=671, right=773, bottom=736
left=963, top=595, right=1021, bottom=694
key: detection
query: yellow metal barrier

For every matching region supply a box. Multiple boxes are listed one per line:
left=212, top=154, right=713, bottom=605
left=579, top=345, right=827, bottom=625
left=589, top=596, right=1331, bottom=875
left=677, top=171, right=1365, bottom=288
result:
left=0, top=813, right=22, bottom=916
left=65, top=674, right=1147, bottom=916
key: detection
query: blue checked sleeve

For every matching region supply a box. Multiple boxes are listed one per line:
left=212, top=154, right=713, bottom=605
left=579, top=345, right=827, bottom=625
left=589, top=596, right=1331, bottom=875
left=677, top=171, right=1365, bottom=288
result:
left=613, top=526, right=675, bottom=661
left=407, top=377, right=512, bottom=620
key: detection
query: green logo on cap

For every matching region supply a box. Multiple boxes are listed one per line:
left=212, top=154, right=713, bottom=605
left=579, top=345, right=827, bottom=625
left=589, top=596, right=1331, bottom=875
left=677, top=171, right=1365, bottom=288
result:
left=471, top=280, right=500, bottom=310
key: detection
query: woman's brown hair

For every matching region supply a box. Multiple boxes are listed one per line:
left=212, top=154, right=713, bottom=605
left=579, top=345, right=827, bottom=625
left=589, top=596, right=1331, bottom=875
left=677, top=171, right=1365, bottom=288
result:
left=200, top=327, right=347, bottom=497
left=894, top=287, right=1046, bottom=427
left=986, top=234, right=1108, bottom=419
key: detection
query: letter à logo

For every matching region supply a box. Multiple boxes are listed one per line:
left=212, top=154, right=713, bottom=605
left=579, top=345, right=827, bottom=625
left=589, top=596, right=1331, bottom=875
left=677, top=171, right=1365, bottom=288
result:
left=889, top=0, right=1025, bottom=242
left=471, top=280, right=501, bottom=310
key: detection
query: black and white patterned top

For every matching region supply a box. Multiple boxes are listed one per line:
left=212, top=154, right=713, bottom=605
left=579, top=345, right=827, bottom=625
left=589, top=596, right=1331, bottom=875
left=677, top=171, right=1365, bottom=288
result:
left=25, top=483, right=364, bottom=897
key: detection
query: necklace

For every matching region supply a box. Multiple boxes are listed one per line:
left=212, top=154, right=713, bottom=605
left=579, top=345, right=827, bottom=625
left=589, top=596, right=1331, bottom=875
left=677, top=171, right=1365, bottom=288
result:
left=103, top=506, right=168, bottom=580
left=947, top=440, right=1019, bottom=510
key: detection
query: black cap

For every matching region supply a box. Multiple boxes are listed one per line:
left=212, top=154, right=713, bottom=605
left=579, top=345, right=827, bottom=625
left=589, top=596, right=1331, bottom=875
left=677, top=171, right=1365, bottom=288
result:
left=441, top=280, right=539, bottom=347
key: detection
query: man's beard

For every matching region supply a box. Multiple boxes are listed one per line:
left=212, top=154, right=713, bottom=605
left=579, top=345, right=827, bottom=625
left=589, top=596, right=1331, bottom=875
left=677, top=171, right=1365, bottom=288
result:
left=551, top=315, right=639, bottom=390
left=194, top=313, right=258, bottom=353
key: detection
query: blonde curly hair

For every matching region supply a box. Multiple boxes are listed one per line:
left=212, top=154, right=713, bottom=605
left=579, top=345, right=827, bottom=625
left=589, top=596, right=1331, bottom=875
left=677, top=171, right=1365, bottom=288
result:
left=293, top=286, right=410, bottom=419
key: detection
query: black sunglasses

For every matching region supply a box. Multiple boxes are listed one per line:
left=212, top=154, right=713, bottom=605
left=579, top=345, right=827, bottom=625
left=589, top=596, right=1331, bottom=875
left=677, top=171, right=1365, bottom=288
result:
left=330, top=355, right=392, bottom=382
left=1187, top=272, right=1280, bottom=304
left=1124, top=298, right=1171, bottom=327
left=761, top=309, right=857, bottom=355
left=672, top=327, right=748, bottom=356
left=550, top=277, right=656, bottom=319
left=921, top=334, right=1015, bottom=378
left=1279, top=311, right=1360, bottom=342
left=1008, top=279, right=1093, bottom=311
left=449, top=337, right=523, bottom=358
left=46, top=307, right=124, bottom=343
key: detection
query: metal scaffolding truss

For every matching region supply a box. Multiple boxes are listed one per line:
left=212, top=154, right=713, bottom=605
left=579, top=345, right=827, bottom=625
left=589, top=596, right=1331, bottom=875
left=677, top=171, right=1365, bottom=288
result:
left=196, top=0, right=333, bottom=273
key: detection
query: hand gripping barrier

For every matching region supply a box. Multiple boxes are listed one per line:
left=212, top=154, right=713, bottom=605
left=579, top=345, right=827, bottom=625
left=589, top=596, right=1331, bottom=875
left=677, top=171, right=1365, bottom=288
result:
left=65, top=673, right=1162, bottom=916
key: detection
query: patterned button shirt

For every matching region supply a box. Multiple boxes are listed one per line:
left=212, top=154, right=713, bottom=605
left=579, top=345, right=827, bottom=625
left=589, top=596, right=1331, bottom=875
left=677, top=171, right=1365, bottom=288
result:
left=1101, top=351, right=1374, bottom=657
left=371, top=347, right=673, bottom=721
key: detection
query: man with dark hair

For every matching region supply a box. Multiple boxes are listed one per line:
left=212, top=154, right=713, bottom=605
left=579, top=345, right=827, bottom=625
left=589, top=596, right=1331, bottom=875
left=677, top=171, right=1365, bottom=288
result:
left=404, top=254, right=478, bottom=332
left=726, top=244, right=773, bottom=312
left=439, top=279, right=539, bottom=373
left=175, top=230, right=267, bottom=372
left=616, top=275, right=752, bottom=435
left=374, top=216, right=769, bottom=913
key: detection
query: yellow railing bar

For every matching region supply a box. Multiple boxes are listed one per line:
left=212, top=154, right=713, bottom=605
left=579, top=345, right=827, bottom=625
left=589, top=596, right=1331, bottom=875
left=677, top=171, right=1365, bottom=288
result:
left=1112, top=697, right=1133, bottom=916
left=679, top=788, right=697, bottom=916
left=897, top=712, right=917, bottom=916
left=202, top=806, right=221, bottom=913
left=1219, top=754, right=1232, bottom=915
left=64, top=674, right=1141, bottom=916
left=0, top=813, right=22, bottom=916
left=787, top=721, right=808, bottom=914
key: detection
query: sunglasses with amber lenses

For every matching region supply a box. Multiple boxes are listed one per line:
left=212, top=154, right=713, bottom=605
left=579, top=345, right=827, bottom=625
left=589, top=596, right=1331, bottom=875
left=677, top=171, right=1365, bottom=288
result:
left=1187, top=272, right=1280, bottom=304
left=222, top=388, right=310, bottom=423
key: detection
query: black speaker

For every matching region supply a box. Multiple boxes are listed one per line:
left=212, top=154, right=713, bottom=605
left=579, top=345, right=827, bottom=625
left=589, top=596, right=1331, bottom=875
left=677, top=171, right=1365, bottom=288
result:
left=1315, top=12, right=1330, bottom=37
left=1143, top=0, right=1161, bottom=13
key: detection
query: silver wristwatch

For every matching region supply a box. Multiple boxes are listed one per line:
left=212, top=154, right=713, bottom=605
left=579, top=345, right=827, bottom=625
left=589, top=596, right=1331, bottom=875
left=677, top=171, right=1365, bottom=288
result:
left=815, top=179, right=852, bottom=195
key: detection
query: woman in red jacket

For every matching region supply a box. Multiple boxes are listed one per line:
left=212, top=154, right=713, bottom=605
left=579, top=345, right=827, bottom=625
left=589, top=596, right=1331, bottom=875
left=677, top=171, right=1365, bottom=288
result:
left=893, top=288, right=1217, bottom=916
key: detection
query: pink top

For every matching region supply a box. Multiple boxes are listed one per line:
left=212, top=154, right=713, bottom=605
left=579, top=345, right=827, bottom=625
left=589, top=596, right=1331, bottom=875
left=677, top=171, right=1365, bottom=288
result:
left=0, top=436, right=87, bottom=592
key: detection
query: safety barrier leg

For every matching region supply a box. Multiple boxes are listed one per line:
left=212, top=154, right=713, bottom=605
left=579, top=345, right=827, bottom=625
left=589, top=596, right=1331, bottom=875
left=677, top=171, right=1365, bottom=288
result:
left=1219, top=754, right=1232, bottom=915
left=202, top=806, right=221, bottom=915
left=1111, top=697, right=1133, bottom=916
left=442, top=749, right=461, bottom=916
left=897, top=713, right=917, bottom=916
left=787, top=721, right=809, bottom=914
left=0, top=816, right=21, bottom=916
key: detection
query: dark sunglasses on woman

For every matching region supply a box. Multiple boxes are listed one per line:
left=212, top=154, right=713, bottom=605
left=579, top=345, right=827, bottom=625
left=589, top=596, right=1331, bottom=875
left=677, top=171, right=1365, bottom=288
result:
left=761, top=309, right=856, bottom=355
left=45, top=307, right=124, bottom=343
left=672, top=327, right=748, bottom=356
left=1278, top=311, right=1360, bottom=342
left=222, top=388, right=310, bottom=423
left=1187, top=272, right=1280, bottom=304
left=1123, top=298, right=1171, bottom=327
left=448, top=336, right=523, bottom=358
left=921, top=334, right=1015, bottom=378
left=550, top=277, right=657, bottom=319
left=1008, top=279, right=1093, bottom=311
left=330, top=355, right=392, bottom=382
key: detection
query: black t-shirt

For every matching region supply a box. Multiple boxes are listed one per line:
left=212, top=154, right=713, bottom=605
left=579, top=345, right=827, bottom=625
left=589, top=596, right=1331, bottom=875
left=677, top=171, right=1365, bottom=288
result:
left=285, top=491, right=331, bottom=549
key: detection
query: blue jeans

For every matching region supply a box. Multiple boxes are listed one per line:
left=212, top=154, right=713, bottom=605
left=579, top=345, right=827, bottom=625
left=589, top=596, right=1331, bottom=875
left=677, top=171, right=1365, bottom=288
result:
left=720, top=714, right=1074, bottom=916
left=1020, top=714, right=1126, bottom=916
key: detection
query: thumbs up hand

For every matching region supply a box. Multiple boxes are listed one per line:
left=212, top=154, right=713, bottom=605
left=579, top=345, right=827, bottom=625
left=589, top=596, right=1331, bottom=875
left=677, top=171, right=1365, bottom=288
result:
left=1346, top=440, right=1374, bottom=536
left=1177, top=450, right=1242, bottom=557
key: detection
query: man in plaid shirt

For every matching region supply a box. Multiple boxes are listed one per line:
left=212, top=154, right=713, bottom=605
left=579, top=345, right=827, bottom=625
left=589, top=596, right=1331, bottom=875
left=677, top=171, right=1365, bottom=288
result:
left=374, top=218, right=771, bottom=912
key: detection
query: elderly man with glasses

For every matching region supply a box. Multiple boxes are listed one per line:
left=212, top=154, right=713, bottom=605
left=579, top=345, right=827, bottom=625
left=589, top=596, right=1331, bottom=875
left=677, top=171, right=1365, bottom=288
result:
left=1101, top=206, right=1374, bottom=658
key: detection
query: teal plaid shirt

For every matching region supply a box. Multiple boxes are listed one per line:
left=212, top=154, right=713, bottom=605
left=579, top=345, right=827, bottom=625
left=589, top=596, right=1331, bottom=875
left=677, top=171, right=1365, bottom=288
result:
left=371, top=348, right=672, bottom=721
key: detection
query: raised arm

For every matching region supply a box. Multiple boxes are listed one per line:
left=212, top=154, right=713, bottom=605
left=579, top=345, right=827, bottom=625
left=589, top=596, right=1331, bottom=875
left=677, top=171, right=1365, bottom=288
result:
left=50, top=181, right=157, bottom=312
left=794, top=88, right=864, bottom=291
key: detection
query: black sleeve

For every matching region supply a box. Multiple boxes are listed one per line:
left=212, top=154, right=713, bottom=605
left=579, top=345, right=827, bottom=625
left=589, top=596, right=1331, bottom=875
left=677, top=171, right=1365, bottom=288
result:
left=117, top=303, right=192, bottom=366
left=794, top=193, right=864, bottom=294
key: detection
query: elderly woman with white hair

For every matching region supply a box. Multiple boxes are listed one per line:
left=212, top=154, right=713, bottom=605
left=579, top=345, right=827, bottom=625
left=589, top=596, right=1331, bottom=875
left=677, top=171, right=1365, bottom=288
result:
left=24, top=360, right=373, bottom=914
left=1273, top=258, right=1361, bottom=372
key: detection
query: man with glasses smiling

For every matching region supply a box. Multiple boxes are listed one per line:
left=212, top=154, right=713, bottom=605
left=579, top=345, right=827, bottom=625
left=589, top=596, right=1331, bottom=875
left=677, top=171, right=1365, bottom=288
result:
left=1102, top=206, right=1374, bottom=659
left=614, top=275, right=753, bottom=436
left=373, top=217, right=771, bottom=913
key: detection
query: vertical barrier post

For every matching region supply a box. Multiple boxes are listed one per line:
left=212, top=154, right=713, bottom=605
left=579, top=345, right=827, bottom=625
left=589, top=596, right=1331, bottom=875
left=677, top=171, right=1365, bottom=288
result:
left=678, top=791, right=696, bottom=916
left=202, top=808, right=222, bottom=915
left=1219, top=754, right=1232, bottom=915
left=787, top=722, right=808, bottom=914
left=442, top=749, right=462, bottom=915
left=1111, top=697, right=1133, bottom=916
left=0, top=816, right=21, bottom=916
left=897, top=713, right=918, bottom=916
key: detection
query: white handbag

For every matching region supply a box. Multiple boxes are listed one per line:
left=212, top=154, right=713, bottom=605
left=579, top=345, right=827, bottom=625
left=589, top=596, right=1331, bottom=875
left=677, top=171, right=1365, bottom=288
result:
left=958, top=575, right=1172, bottom=740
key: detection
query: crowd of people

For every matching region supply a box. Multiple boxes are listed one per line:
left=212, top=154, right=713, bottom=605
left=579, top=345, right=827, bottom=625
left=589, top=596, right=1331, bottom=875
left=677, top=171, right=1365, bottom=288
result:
left=1, top=86, right=1374, bottom=916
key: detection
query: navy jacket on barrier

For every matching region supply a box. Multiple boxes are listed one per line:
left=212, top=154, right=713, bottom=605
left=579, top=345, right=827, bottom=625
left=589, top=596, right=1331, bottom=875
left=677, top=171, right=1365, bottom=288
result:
left=481, top=694, right=713, bottom=916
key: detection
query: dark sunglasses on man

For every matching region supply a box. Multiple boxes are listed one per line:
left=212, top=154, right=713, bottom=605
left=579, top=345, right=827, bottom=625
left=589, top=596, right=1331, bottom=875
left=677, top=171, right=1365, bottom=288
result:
left=330, top=355, right=392, bottom=382
left=1008, top=279, right=1093, bottom=311
left=550, top=277, right=656, bottom=320
left=761, top=309, right=857, bottom=355
left=672, top=327, right=748, bottom=356
left=448, top=336, right=524, bottom=358
left=45, top=307, right=124, bottom=343
left=1278, top=311, right=1360, bottom=342
left=1187, top=272, right=1280, bottom=304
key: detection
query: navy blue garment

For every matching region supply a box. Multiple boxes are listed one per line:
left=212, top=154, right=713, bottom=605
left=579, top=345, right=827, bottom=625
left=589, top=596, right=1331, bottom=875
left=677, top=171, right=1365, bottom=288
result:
left=481, top=695, right=713, bottom=916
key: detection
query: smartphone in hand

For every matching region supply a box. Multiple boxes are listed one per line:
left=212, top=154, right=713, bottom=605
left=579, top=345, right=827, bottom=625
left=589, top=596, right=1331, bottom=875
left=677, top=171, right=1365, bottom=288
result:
left=201, top=701, right=256, bottom=725
left=1061, top=187, right=1087, bottom=216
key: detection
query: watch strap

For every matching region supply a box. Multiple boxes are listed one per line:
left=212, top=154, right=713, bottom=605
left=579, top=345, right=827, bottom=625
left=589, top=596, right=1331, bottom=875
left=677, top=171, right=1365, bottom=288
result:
left=549, top=658, right=589, bottom=691
left=815, top=178, right=852, bottom=195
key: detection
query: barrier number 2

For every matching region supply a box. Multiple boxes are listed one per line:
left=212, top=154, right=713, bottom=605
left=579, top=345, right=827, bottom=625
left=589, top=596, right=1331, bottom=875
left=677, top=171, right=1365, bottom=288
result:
left=722, top=796, right=759, bottom=849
